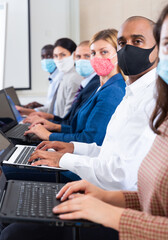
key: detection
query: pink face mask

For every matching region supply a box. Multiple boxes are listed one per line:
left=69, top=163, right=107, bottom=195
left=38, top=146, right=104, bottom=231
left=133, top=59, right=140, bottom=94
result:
left=90, top=57, right=115, bottom=76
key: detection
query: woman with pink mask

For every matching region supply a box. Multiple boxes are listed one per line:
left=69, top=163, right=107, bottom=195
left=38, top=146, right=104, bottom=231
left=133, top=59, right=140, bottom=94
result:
left=24, top=29, right=126, bottom=146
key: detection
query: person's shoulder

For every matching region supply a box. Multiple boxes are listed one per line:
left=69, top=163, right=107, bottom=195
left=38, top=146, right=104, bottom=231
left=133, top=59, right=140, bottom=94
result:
left=158, top=118, right=168, bottom=137
left=65, top=67, right=82, bottom=81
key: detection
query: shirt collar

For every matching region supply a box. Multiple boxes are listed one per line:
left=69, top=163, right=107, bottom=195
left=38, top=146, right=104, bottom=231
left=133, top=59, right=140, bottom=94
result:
left=81, top=72, right=97, bottom=88
left=125, top=68, right=156, bottom=97
left=48, top=68, right=59, bottom=82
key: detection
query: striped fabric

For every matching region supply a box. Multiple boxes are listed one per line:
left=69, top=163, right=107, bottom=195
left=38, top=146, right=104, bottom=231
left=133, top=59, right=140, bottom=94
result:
left=119, top=120, right=168, bottom=240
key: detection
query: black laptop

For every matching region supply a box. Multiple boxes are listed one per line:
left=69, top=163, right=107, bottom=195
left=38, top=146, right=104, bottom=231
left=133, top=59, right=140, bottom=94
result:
left=0, top=89, right=40, bottom=144
left=0, top=130, right=66, bottom=171
left=0, top=169, right=94, bottom=227
left=4, top=86, right=21, bottom=106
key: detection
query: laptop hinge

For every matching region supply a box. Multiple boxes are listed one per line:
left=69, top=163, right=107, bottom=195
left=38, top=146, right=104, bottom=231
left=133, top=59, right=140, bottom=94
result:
left=4, top=147, right=17, bottom=160
left=0, top=190, right=6, bottom=210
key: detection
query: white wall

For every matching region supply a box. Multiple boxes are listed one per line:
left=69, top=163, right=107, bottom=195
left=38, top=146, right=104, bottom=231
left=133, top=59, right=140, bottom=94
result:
left=80, top=0, right=168, bottom=40
left=0, top=0, right=30, bottom=89
left=3, top=0, right=168, bottom=104
left=0, top=3, right=7, bottom=89
left=17, top=0, right=80, bottom=104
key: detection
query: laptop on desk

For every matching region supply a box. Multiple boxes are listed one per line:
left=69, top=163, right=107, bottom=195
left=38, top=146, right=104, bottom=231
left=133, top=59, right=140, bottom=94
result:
left=4, top=86, right=21, bottom=106
left=0, top=130, right=67, bottom=171
left=0, top=169, right=94, bottom=227
left=0, top=89, right=40, bottom=144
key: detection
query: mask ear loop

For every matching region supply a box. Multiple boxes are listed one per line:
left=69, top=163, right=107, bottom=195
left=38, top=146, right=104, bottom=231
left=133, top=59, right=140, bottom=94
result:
left=108, top=53, right=118, bottom=65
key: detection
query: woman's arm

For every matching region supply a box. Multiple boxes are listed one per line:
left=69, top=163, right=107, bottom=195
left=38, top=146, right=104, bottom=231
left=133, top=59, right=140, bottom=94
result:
left=119, top=208, right=168, bottom=240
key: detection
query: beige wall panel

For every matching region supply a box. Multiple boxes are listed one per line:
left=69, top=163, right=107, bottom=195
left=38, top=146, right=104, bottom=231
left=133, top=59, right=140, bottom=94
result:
left=80, top=0, right=168, bottom=41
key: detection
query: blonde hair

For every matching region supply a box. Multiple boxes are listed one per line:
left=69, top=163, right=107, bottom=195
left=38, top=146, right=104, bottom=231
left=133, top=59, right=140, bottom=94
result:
left=90, top=29, right=126, bottom=81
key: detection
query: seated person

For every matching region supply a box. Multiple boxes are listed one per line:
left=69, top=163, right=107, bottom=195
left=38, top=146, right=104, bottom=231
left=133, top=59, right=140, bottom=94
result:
left=17, top=38, right=83, bottom=118
left=24, top=40, right=100, bottom=126
left=28, top=16, right=158, bottom=192
left=54, top=10, right=168, bottom=239
left=24, top=44, right=63, bottom=109
left=0, top=15, right=161, bottom=240
left=23, top=29, right=126, bottom=146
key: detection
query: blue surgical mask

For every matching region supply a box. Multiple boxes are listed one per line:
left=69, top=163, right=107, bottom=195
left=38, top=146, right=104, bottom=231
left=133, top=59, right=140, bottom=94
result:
left=157, top=53, right=168, bottom=84
left=41, top=59, right=56, bottom=73
left=75, top=59, right=94, bottom=77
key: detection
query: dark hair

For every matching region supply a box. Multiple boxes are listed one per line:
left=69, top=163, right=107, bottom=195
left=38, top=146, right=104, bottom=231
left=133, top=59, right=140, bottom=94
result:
left=53, top=38, right=77, bottom=54
left=41, top=44, right=54, bottom=52
left=150, top=4, right=168, bottom=134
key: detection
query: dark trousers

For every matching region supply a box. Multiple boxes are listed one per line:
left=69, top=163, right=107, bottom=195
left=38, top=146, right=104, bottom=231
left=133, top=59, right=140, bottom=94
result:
left=0, top=223, right=119, bottom=240
left=2, top=166, right=80, bottom=183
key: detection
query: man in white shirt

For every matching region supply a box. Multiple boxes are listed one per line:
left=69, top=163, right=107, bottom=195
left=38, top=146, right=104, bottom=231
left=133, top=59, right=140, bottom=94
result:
left=30, top=16, right=158, bottom=191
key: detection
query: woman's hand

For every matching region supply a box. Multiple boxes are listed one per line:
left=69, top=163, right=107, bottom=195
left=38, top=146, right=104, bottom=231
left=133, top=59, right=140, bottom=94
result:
left=56, top=180, right=106, bottom=202
left=28, top=111, right=54, bottom=120
left=24, top=124, right=51, bottom=140
left=53, top=194, right=124, bottom=230
left=24, top=117, right=61, bottom=132
left=23, top=115, right=44, bottom=124
left=35, top=141, right=74, bottom=153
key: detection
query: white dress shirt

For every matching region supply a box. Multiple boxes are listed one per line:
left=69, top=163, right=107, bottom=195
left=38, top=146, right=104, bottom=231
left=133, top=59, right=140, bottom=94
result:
left=60, top=68, right=157, bottom=191
left=35, top=68, right=63, bottom=112
left=47, top=68, right=63, bottom=105
left=81, top=72, right=97, bottom=88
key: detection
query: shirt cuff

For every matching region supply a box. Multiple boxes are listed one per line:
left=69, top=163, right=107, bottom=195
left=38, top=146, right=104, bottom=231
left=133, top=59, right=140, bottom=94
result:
left=59, top=153, right=77, bottom=172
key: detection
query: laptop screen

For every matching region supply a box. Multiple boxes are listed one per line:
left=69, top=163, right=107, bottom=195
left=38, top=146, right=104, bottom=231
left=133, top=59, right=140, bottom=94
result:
left=0, top=133, right=11, bottom=157
left=5, top=86, right=21, bottom=106
left=0, top=168, right=7, bottom=201
left=0, top=90, right=17, bottom=132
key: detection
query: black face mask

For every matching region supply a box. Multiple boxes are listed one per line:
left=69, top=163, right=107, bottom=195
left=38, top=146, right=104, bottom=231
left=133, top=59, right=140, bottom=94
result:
left=117, top=44, right=156, bottom=76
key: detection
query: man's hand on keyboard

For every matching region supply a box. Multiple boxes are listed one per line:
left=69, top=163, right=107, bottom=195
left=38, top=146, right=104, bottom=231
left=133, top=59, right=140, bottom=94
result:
left=24, top=124, right=51, bottom=140
left=35, top=141, right=74, bottom=154
left=28, top=149, right=64, bottom=167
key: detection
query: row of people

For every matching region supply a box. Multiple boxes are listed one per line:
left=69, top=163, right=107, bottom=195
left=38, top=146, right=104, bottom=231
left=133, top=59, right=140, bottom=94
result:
left=21, top=30, right=126, bottom=145
left=1, top=5, right=167, bottom=239
left=23, top=16, right=157, bottom=191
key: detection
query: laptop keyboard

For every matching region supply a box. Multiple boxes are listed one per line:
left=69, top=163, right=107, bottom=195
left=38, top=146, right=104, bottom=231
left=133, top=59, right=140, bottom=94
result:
left=6, top=124, right=29, bottom=138
left=16, top=182, right=60, bottom=218
left=14, top=146, right=35, bottom=165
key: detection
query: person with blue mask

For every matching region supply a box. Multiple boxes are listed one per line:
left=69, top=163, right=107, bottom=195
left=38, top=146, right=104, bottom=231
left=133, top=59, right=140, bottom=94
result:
left=24, top=44, right=63, bottom=109
left=17, top=38, right=82, bottom=117
left=23, top=29, right=126, bottom=146
left=156, top=45, right=168, bottom=84
left=75, top=41, right=95, bottom=77
left=23, top=41, right=100, bottom=126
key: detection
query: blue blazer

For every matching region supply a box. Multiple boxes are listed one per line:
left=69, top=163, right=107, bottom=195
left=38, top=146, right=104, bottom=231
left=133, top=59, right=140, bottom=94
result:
left=53, top=74, right=100, bottom=125
left=49, top=73, right=126, bottom=145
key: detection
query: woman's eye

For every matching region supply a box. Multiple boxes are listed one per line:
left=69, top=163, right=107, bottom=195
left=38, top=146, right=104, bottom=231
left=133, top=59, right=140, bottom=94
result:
left=101, top=50, right=108, bottom=55
left=162, top=43, right=168, bottom=54
left=91, top=52, right=95, bottom=56
left=61, top=53, right=66, bottom=57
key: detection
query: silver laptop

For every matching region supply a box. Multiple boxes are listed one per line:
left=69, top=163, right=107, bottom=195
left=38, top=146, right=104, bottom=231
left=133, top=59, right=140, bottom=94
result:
left=0, top=130, right=66, bottom=171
